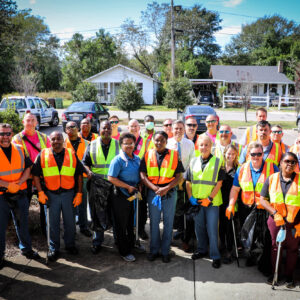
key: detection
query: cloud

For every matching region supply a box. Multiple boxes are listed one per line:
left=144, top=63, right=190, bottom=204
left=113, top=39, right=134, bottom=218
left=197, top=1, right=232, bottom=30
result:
left=223, top=0, right=244, bottom=7
left=29, top=0, right=36, bottom=4
left=214, top=25, right=241, bottom=36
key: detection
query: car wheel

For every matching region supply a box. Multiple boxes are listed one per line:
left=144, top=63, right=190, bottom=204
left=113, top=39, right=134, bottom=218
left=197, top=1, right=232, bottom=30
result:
left=36, top=118, right=41, bottom=131
left=49, top=114, right=59, bottom=127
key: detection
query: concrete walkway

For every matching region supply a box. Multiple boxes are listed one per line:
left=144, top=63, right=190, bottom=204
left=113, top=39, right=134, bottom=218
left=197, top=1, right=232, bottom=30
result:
left=1, top=230, right=300, bottom=300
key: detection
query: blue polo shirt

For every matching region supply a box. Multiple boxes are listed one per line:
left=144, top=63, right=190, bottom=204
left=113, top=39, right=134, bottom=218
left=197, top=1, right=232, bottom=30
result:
left=233, top=160, right=279, bottom=188
left=108, top=152, right=140, bottom=196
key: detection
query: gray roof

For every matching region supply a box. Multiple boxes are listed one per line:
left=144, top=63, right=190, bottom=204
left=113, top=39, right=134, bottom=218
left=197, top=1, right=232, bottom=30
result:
left=210, top=65, right=294, bottom=84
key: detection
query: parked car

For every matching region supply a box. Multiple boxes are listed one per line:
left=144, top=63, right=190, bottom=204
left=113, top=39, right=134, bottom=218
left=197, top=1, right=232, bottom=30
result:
left=0, top=96, right=59, bottom=130
left=62, top=101, right=110, bottom=132
left=178, top=105, right=217, bottom=133
left=197, top=90, right=215, bottom=106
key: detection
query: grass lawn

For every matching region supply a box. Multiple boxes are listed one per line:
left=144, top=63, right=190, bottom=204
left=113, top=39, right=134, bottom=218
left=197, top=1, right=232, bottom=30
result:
left=221, top=120, right=297, bottom=129
left=107, top=105, right=176, bottom=111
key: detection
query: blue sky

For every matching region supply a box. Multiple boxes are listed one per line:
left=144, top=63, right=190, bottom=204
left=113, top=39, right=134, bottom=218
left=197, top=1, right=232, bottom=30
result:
left=16, top=0, right=300, bottom=49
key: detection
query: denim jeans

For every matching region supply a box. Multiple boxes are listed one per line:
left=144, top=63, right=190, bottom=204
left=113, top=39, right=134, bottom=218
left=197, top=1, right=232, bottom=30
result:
left=45, top=190, right=76, bottom=251
left=0, top=193, right=32, bottom=258
left=93, top=231, right=104, bottom=247
left=194, top=205, right=220, bottom=260
left=147, top=188, right=177, bottom=256
left=78, top=177, right=88, bottom=230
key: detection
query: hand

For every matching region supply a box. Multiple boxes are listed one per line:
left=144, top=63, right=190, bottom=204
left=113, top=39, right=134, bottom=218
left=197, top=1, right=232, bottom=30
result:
left=73, top=193, right=82, bottom=207
left=155, top=186, right=169, bottom=197
left=189, top=196, right=198, bottom=206
left=87, top=171, right=93, bottom=180
left=127, top=186, right=137, bottom=194
left=198, top=198, right=212, bottom=207
left=294, top=223, right=300, bottom=238
left=38, top=191, right=48, bottom=205
left=274, top=212, right=285, bottom=227
left=7, top=182, right=20, bottom=194
left=255, top=199, right=264, bottom=210
left=226, top=204, right=235, bottom=220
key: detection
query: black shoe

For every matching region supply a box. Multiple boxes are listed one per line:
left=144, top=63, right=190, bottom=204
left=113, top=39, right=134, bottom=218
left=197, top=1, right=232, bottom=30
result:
left=47, top=250, right=60, bottom=262
left=173, top=231, right=183, bottom=240
left=191, top=252, right=207, bottom=260
left=162, top=255, right=171, bottom=263
left=22, top=250, right=41, bottom=260
left=0, top=256, right=4, bottom=269
left=80, top=228, right=92, bottom=237
left=139, top=230, right=149, bottom=240
left=147, top=252, right=159, bottom=262
left=286, top=277, right=296, bottom=289
left=65, top=246, right=79, bottom=255
left=91, top=245, right=102, bottom=254
left=212, top=259, right=221, bottom=269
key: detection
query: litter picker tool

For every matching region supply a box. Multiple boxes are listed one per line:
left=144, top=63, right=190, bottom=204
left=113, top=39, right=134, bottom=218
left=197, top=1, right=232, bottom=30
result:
left=232, top=218, right=240, bottom=267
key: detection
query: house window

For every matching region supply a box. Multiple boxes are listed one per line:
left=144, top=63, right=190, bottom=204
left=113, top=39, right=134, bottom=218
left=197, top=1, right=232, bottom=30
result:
left=253, top=85, right=258, bottom=95
left=95, top=83, right=108, bottom=98
left=137, top=83, right=143, bottom=92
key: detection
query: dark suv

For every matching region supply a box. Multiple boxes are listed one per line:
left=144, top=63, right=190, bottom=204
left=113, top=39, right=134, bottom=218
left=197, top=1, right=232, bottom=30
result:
left=197, top=90, right=214, bottom=106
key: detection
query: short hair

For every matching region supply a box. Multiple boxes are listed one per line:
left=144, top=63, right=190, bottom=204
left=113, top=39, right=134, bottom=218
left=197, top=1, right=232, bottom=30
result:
left=185, top=116, right=196, bottom=122
left=257, top=120, right=271, bottom=129
left=198, top=134, right=212, bottom=146
left=50, top=131, right=63, bottom=139
left=23, top=112, right=37, bottom=121
left=271, top=124, right=282, bottom=130
left=144, top=115, right=154, bottom=122
left=119, top=132, right=136, bottom=145
left=163, top=118, right=173, bottom=124
left=256, top=107, right=267, bottom=116
left=109, top=115, right=119, bottom=121
left=66, top=121, right=78, bottom=128
left=153, top=131, right=168, bottom=141
left=248, top=141, right=263, bottom=153
left=81, top=118, right=91, bottom=125
left=224, top=144, right=239, bottom=168
left=0, top=123, right=12, bottom=129
left=100, top=120, right=111, bottom=127
left=172, top=120, right=184, bottom=127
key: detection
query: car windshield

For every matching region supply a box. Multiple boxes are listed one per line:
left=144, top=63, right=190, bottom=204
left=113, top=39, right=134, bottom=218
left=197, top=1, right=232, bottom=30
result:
left=0, top=98, right=26, bottom=109
left=187, top=106, right=214, bottom=114
left=200, top=91, right=211, bottom=96
left=68, top=102, right=93, bottom=111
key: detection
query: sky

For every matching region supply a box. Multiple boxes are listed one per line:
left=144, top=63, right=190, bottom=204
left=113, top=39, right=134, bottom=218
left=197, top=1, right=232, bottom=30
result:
left=16, top=0, right=300, bottom=50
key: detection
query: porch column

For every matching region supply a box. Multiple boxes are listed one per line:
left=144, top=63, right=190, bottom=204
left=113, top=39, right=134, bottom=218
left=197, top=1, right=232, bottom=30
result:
left=107, top=82, right=111, bottom=103
left=285, top=84, right=289, bottom=105
left=266, top=84, right=270, bottom=109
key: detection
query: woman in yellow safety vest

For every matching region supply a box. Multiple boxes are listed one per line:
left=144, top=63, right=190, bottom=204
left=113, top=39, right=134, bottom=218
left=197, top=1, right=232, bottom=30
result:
left=140, top=131, right=183, bottom=263
left=185, top=135, right=225, bottom=269
left=259, top=152, right=300, bottom=289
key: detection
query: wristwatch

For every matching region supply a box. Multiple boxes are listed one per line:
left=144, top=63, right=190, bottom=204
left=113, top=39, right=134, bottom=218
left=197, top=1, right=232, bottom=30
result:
left=271, top=210, right=277, bottom=217
left=208, top=196, right=213, bottom=201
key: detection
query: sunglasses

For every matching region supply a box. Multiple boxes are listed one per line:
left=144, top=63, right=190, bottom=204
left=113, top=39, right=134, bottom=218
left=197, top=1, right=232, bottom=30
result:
left=283, top=160, right=297, bottom=166
left=272, top=131, right=282, bottom=134
left=110, top=121, right=119, bottom=124
left=219, top=130, right=230, bottom=134
left=0, top=132, right=11, bottom=136
left=206, top=120, right=217, bottom=124
left=66, top=125, right=76, bottom=129
left=163, top=124, right=172, bottom=127
left=250, top=152, right=263, bottom=157
left=186, top=124, right=197, bottom=128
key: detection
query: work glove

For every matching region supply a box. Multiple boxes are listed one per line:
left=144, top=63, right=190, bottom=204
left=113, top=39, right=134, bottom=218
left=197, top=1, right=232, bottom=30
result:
left=7, top=182, right=20, bottom=194
left=225, top=204, right=235, bottom=220
left=73, top=193, right=82, bottom=207
left=152, top=195, right=161, bottom=210
left=127, top=191, right=142, bottom=202
left=294, top=223, right=300, bottom=238
left=189, top=196, right=198, bottom=206
left=276, top=226, right=286, bottom=243
left=198, top=198, right=212, bottom=207
left=38, top=191, right=48, bottom=205
left=273, top=212, right=285, bottom=227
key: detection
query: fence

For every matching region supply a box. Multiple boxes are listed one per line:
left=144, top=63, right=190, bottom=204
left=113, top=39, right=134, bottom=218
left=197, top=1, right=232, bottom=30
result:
left=278, top=96, right=300, bottom=110
left=222, top=95, right=271, bottom=108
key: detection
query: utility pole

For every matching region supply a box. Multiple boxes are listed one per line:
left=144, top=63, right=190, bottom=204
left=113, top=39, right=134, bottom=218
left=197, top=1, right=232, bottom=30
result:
left=170, top=0, right=175, bottom=78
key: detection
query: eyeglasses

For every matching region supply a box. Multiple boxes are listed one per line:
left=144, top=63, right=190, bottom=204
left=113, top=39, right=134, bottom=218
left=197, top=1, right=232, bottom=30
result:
left=206, top=120, right=217, bottom=124
left=186, top=124, right=197, bottom=128
left=110, top=121, right=119, bottom=124
left=283, top=160, right=297, bottom=166
left=219, top=130, right=230, bottom=134
left=250, top=152, right=263, bottom=157
left=163, top=124, right=172, bottom=127
left=66, top=125, right=76, bottom=129
left=272, top=130, right=282, bottom=134
left=0, top=132, right=11, bottom=136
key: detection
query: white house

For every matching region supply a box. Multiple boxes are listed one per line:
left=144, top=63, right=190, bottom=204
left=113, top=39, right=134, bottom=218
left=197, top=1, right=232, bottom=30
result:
left=85, top=64, right=160, bottom=105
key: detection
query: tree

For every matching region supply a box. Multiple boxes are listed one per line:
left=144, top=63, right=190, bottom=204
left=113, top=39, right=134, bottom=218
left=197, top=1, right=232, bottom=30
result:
left=71, top=82, right=97, bottom=102
left=164, top=77, right=193, bottom=116
left=115, top=81, right=144, bottom=119
left=0, top=106, right=23, bottom=134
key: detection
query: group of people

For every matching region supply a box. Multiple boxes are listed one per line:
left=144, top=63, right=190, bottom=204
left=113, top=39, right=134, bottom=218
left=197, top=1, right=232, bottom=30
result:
left=1, top=107, right=300, bottom=288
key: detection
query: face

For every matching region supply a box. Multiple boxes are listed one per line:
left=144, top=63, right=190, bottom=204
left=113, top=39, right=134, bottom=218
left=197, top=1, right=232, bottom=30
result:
left=225, top=148, right=237, bottom=164
left=271, top=127, right=283, bottom=143
left=173, top=123, right=184, bottom=140
left=219, top=125, right=232, bottom=143
left=23, top=115, right=37, bottom=131
left=80, top=119, right=91, bottom=133
left=128, top=120, right=140, bottom=136
left=205, top=115, right=218, bottom=131
left=163, top=120, right=173, bottom=133
left=199, top=138, right=212, bottom=157
left=249, top=147, right=263, bottom=165
left=100, top=122, right=112, bottom=138
left=185, top=118, right=197, bottom=136
left=154, top=134, right=167, bottom=152
left=50, top=132, right=64, bottom=152
left=0, top=127, right=13, bottom=148
left=256, top=111, right=267, bottom=122
left=281, top=154, right=297, bottom=175
left=257, top=125, right=271, bottom=142
left=109, top=117, right=119, bottom=130
left=66, top=121, right=78, bottom=137
left=121, top=137, right=135, bottom=155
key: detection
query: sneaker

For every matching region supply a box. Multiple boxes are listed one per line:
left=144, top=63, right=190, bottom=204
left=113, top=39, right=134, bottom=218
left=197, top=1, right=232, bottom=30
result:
left=134, top=243, right=146, bottom=254
left=22, top=250, right=41, bottom=260
left=122, top=254, right=136, bottom=262
left=147, top=252, right=159, bottom=262
left=162, top=255, right=171, bottom=263
left=91, top=245, right=102, bottom=254
left=212, top=259, right=221, bottom=269
left=191, top=252, right=207, bottom=260
left=65, top=246, right=79, bottom=255
left=286, top=277, right=296, bottom=289
left=80, top=228, right=92, bottom=237
left=47, top=250, right=60, bottom=262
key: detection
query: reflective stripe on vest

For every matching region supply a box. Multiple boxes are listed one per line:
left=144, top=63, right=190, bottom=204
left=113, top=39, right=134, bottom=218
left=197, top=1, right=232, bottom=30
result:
left=239, top=161, right=274, bottom=206
left=65, top=137, right=89, bottom=161
left=190, top=155, right=222, bottom=206
left=41, top=148, right=76, bottom=191
left=90, top=138, right=119, bottom=179
left=246, top=125, right=257, bottom=145
left=145, top=149, right=178, bottom=185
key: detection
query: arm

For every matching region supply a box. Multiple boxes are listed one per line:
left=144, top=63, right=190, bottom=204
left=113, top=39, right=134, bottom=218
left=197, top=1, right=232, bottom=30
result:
left=18, top=167, right=31, bottom=186
left=140, top=171, right=159, bottom=192
left=259, top=196, right=276, bottom=215
left=186, top=180, right=192, bottom=199
left=33, top=175, right=43, bottom=193
left=77, top=174, right=83, bottom=193
left=228, top=186, right=241, bottom=206
left=156, top=173, right=182, bottom=197
left=108, top=176, right=137, bottom=194
left=209, top=180, right=222, bottom=199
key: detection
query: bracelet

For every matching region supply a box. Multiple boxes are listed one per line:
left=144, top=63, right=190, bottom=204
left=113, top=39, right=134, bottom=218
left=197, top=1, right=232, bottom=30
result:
left=208, top=196, right=213, bottom=201
left=271, top=210, right=277, bottom=217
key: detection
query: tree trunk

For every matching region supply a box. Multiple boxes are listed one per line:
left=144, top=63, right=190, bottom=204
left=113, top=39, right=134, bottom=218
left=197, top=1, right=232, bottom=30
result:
left=128, top=111, right=131, bottom=120
left=244, top=97, right=248, bottom=123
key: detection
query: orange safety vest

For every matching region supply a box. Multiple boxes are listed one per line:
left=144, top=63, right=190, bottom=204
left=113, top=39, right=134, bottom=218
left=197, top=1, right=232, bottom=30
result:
left=268, top=172, right=300, bottom=223
left=238, top=161, right=275, bottom=206
left=79, top=132, right=98, bottom=142
left=0, top=144, right=27, bottom=194
left=145, top=149, right=178, bottom=185
left=290, top=144, right=300, bottom=172
left=41, top=148, right=76, bottom=191
left=65, top=137, right=89, bottom=160
left=245, top=125, right=258, bottom=145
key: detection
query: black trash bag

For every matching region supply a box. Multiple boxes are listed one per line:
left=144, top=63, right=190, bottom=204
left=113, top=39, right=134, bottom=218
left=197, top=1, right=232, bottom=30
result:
left=184, top=204, right=201, bottom=221
left=240, top=207, right=257, bottom=250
